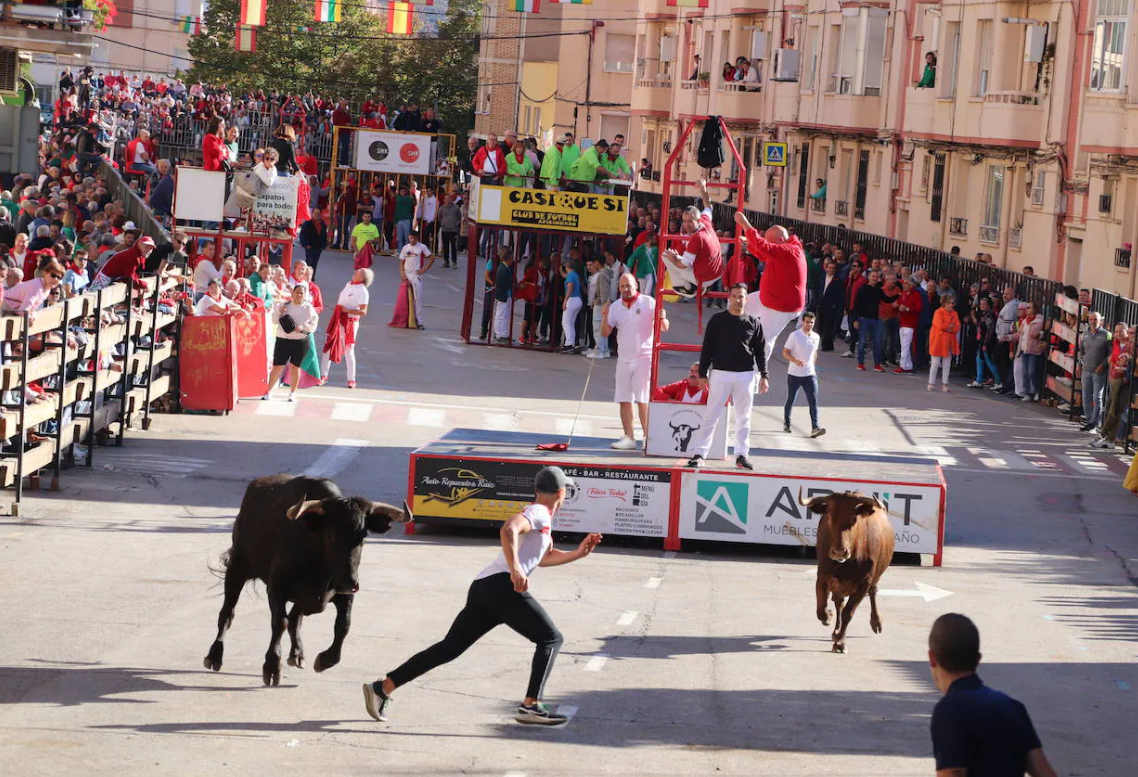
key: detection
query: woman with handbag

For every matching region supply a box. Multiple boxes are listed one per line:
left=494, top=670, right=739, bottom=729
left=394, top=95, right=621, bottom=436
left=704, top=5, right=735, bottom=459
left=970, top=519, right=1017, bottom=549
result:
left=264, top=284, right=318, bottom=402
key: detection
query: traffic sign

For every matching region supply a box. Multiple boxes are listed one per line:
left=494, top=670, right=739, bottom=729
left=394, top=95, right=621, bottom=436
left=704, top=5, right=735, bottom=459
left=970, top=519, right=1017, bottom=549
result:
left=762, top=142, right=787, bottom=167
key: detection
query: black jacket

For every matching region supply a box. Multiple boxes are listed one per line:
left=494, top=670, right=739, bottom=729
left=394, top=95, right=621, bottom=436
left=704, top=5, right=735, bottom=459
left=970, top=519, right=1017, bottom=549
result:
left=818, top=274, right=846, bottom=309
left=853, top=282, right=898, bottom=321
left=299, top=219, right=328, bottom=251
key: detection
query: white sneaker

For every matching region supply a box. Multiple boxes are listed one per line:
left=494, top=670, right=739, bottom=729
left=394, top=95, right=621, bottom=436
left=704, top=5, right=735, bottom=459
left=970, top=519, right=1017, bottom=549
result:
left=1091, top=437, right=1114, bottom=449
left=610, top=436, right=637, bottom=451
left=582, top=349, right=594, bottom=357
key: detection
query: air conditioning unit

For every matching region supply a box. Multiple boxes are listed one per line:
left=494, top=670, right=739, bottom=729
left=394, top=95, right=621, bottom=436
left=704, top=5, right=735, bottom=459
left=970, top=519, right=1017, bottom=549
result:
left=1099, top=194, right=1113, bottom=213
left=751, top=31, right=769, bottom=61
left=1024, top=25, right=1047, bottom=63
left=772, top=49, right=800, bottom=82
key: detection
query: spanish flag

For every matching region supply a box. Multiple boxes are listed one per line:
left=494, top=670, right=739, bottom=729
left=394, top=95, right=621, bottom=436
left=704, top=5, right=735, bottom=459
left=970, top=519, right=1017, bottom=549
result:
left=240, top=0, right=267, bottom=27
left=236, top=24, right=258, bottom=52
left=513, top=0, right=539, bottom=10
left=180, top=15, right=201, bottom=34
left=314, top=0, right=340, bottom=22
left=386, top=1, right=413, bottom=35
left=665, top=0, right=708, bottom=6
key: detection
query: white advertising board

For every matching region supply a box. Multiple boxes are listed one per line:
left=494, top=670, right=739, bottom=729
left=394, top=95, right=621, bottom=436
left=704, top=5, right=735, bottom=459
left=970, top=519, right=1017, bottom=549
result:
left=354, top=130, right=432, bottom=175
left=678, top=471, right=942, bottom=554
left=250, top=175, right=300, bottom=231
left=552, top=464, right=671, bottom=538
left=646, top=400, right=727, bottom=460
left=173, top=166, right=225, bottom=222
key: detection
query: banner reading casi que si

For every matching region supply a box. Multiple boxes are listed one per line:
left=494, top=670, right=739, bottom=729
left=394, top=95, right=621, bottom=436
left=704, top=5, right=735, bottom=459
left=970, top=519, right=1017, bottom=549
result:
left=473, top=184, right=628, bottom=235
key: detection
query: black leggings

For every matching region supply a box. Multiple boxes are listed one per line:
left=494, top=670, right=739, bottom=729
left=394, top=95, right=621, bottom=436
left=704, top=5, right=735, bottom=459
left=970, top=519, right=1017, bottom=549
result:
left=387, top=573, right=563, bottom=700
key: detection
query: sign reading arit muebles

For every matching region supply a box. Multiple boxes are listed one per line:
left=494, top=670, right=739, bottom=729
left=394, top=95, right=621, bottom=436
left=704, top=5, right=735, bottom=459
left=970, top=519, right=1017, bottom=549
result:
left=473, top=184, right=629, bottom=235
left=354, top=130, right=432, bottom=175
left=678, top=472, right=943, bottom=554
left=411, top=457, right=670, bottom=537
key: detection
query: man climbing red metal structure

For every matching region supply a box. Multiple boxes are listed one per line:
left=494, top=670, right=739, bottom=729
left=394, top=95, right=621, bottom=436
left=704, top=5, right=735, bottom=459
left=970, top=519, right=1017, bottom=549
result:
left=647, top=117, right=750, bottom=436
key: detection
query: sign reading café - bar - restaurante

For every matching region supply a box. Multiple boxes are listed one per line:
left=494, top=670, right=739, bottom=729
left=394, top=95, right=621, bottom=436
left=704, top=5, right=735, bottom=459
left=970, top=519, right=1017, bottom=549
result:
left=471, top=181, right=629, bottom=236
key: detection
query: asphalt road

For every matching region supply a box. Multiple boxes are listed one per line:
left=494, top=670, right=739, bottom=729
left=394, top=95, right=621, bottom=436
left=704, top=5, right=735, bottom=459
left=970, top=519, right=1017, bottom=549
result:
left=1, top=247, right=1135, bottom=777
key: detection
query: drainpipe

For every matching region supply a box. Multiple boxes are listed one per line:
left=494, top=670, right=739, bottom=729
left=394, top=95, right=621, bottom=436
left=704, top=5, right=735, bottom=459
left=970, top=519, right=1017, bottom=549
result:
left=1057, top=0, right=1092, bottom=282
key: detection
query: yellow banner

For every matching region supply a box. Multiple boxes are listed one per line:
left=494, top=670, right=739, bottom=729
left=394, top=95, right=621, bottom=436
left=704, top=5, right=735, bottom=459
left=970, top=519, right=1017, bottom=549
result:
left=474, top=184, right=629, bottom=236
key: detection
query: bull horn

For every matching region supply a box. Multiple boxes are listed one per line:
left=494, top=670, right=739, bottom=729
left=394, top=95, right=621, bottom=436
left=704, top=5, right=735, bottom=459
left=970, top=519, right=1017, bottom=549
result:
left=797, top=487, right=819, bottom=507
left=872, top=495, right=888, bottom=512
left=286, top=498, right=323, bottom=521
left=367, top=500, right=413, bottom=524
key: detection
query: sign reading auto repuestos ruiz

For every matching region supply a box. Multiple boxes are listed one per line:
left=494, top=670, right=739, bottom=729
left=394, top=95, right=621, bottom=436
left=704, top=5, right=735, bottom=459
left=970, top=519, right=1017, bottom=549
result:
left=353, top=130, right=432, bottom=176
left=473, top=184, right=629, bottom=236
left=411, top=457, right=669, bottom=537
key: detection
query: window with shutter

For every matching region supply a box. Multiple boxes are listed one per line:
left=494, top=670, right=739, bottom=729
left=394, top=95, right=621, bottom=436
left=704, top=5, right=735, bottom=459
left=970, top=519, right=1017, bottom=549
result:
left=605, top=34, right=636, bottom=74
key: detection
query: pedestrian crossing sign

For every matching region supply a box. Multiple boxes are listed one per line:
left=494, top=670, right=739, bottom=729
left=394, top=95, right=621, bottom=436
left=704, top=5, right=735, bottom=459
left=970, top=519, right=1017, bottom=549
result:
left=762, top=142, right=788, bottom=167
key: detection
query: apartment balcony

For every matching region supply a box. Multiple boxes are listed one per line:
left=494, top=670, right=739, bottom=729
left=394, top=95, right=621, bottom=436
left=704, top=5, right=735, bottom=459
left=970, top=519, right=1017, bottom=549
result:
left=1080, top=91, right=1138, bottom=150
left=905, top=88, right=1047, bottom=147
left=979, top=225, right=1000, bottom=245
left=816, top=81, right=883, bottom=131
left=632, top=70, right=675, bottom=115
left=809, top=197, right=825, bottom=214
left=712, top=81, right=764, bottom=123
left=679, top=79, right=710, bottom=94
left=834, top=200, right=849, bottom=218
left=1008, top=227, right=1022, bottom=250
left=0, top=1, right=96, bottom=58
left=949, top=217, right=968, bottom=237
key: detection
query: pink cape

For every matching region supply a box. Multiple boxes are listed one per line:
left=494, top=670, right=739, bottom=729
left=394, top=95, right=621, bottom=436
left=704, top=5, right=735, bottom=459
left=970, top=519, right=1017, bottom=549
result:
left=387, top=279, right=418, bottom=328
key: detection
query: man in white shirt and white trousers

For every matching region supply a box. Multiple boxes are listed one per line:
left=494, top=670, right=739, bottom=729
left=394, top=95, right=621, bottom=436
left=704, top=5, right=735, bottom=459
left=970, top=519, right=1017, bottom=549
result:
left=603, top=273, right=668, bottom=450
left=399, top=229, right=434, bottom=327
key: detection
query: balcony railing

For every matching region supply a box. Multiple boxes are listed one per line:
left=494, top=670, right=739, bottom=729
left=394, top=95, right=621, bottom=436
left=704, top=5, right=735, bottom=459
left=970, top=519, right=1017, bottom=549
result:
left=834, top=200, right=849, bottom=217
left=949, top=217, right=968, bottom=236
left=854, top=204, right=865, bottom=220
left=1116, top=247, right=1132, bottom=269
left=604, top=61, right=634, bottom=74
left=3, top=2, right=94, bottom=27
left=1008, top=227, right=1022, bottom=249
left=983, top=90, right=1041, bottom=106
left=809, top=198, right=826, bottom=213
left=637, top=74, right=673, bottom=89
left=979, top=225, right=1000, bottom=245
left=680, top=79, right=710, bottom=93
left=719, top=82, right=762, bottom=93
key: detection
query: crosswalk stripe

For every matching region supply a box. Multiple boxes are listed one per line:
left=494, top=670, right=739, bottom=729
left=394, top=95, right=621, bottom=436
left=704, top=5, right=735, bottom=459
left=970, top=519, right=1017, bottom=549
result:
left=255, top=401, right=297, bottom=417
left=406, top=407, right=447, bottom=427
left=481, top=412, right=519, bottom=430
left=331, top=402, right=373, bottom=422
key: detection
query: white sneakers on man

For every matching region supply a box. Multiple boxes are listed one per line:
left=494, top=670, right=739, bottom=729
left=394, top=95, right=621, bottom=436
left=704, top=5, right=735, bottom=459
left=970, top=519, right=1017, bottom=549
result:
left=611, top=437, right=638, bottom=450
left=1090, top=435, right=1114, bottom=449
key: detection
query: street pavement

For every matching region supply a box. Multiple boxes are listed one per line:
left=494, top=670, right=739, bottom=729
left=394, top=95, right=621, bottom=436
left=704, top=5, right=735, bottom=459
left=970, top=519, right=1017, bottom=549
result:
left=1, top=246, right=1136, bottom=776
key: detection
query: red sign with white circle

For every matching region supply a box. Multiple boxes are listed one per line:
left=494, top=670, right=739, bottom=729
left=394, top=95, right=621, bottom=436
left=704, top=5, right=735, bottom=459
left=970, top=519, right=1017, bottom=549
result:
left=400, top=143, right=420, bottom=163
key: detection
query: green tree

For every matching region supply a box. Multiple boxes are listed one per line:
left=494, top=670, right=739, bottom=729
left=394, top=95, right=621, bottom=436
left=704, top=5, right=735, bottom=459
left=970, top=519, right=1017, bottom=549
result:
left=186, top=0, right=477, bottom=136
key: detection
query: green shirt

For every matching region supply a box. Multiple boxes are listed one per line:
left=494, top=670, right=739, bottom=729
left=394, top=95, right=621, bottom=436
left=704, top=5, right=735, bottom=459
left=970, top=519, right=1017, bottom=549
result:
left=395, top=194, right=415, bottom=222
left=560, top=144, right=580, bottom=175
left=539, top=145, right=564, bottom=188
left=0, top=197, right=16, bottom=222
left=504, top=154, right=534, bottom=187
left=599, top=153, right=631, bottom=178
left=628, top=243, right=657, bottom=279
left=569, top=146, right=603, bottom=183
left=249, top=274, right=274, bottom=304
left=351, top=221, right=379, bottom=251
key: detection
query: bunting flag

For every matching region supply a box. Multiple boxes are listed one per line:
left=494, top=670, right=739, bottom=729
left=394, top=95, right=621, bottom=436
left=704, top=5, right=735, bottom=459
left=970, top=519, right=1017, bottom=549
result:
left=513, top=0, right=539, bottom=10
left=314, top=0, right=341, bottom=22
left=548, top=0, right=592, bottom=4
left=180, top=15, right=201, bottom=34
left=236, top=24, right=258, bottom=52
left=386, top=1, right=413, bottom=35
left=405, top=0, right=434, bottom=4
left=294, top=24, right=313, bottom=32
left=665, top=0, right=709, bottom=6
left=239, top=0, right=267, bottom=27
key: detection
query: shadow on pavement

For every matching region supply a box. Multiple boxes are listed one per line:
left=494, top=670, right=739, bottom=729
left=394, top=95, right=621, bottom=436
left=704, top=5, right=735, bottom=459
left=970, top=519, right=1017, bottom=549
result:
left=0, top=663, right=264, bottom=707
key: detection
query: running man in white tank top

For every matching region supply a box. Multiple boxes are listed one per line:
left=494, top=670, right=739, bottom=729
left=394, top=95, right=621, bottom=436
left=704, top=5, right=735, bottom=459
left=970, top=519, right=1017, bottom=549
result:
left=363, top=466, right=603, bottom=726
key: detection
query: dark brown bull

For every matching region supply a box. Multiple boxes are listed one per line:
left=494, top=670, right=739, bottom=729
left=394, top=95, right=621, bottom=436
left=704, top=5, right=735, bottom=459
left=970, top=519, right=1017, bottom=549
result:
left=799, top=489, right=895, bottom=654
left=203, top=475, right=411, bottom=686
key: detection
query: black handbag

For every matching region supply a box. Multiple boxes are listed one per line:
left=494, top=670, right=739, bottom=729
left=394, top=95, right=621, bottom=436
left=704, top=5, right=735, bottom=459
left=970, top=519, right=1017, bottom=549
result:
left=278, top=313, right=296, bottom=333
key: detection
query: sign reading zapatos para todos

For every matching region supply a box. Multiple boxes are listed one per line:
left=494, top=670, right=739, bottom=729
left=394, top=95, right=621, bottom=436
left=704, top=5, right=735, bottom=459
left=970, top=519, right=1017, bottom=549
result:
left=472, top=184, right=629, bottom=236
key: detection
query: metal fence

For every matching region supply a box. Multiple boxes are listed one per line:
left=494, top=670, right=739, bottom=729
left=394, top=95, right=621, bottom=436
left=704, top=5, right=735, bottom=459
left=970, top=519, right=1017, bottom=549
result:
left=631, top=189, right=1138, bottom=453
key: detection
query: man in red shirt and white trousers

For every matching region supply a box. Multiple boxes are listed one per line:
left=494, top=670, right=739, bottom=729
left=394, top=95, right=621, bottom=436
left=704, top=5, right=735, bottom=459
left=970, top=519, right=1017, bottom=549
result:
left=734, top=211, right=807, bottom=364
left=662, top=179, right=724, bottom=298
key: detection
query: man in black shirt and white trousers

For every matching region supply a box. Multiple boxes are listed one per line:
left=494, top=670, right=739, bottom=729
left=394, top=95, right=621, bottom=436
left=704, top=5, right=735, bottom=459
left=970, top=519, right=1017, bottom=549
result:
left=687, top=283, right=770, bottom=470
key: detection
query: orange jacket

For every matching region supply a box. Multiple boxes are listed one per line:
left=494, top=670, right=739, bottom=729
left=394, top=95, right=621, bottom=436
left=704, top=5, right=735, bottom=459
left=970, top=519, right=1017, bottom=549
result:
left=929, top=308, right=961, bottom=357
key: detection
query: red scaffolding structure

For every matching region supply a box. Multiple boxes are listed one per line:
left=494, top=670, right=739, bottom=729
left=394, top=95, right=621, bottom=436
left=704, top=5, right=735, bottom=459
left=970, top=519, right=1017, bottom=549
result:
left=647, top=117, right=750, bottom=410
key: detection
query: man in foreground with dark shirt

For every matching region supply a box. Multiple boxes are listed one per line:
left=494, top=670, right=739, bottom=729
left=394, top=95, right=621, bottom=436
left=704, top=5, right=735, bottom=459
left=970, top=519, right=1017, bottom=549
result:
left=687, top=283, right=769, bottom=471
left=928, top=613, right=1057, bottom=777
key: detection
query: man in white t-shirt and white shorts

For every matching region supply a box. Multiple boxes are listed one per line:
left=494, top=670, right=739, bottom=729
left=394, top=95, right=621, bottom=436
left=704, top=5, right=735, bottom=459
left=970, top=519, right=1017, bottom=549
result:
left=782, top=311, right=826, bottom=438
left=399, top=229, right=434, bottom=328
left=603, top=273, right=668, bottom=450
left=362, top=466, right=602, bottom=727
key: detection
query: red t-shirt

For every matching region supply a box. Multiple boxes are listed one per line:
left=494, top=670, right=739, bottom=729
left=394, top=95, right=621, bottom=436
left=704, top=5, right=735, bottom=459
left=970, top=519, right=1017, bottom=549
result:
left=652, top=379, right=709, bottom=404
left=745, top=229, right=806, bottom=312
left=97, top=246, right=145, bottom=285
left=682, top=213, right=723, bottom=285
